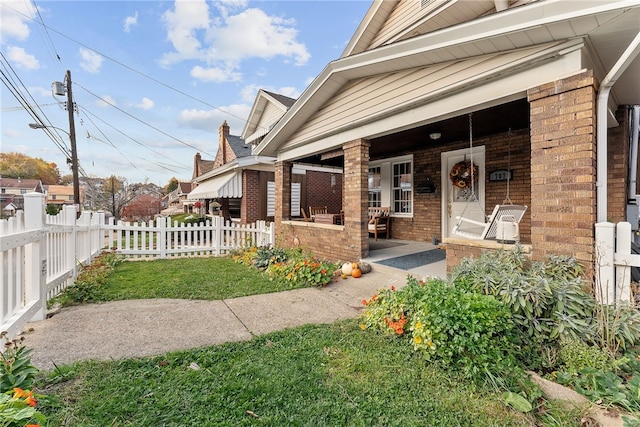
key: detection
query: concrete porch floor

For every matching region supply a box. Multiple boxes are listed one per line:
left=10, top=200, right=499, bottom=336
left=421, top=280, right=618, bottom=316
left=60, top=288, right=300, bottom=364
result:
left=362, top=238, right=447, bottom=280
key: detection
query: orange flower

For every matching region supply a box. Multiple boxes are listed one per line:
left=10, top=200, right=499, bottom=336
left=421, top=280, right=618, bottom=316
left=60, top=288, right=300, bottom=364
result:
left=391, top=285, right=396, bottom=291
left=25, top=395, right=37, bottom=407
left=361, top=299, right=368, bottom=306
left=13, top=388, right=28, bottom=398
left=25, top=425, right=40, bottom=427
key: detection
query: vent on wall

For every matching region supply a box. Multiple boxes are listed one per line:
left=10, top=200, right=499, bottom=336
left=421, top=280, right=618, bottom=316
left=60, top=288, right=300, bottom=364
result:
left=421, top=0, right=436, bottom=9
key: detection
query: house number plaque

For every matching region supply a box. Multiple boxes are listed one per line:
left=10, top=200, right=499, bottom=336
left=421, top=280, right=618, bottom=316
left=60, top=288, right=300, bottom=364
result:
left=489, top=169, right=512, bottom=182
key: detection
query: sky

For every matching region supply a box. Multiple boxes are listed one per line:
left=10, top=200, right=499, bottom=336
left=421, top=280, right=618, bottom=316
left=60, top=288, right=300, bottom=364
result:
left=0, top=0, right=371, bottom=186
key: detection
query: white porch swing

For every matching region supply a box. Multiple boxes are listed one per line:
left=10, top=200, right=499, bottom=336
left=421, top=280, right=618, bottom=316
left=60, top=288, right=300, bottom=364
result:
left=451, top=114, right=527, bottom=241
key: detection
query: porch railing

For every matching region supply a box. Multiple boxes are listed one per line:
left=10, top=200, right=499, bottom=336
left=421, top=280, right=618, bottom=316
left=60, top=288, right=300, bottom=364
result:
left=1, top=193, right=275, bottom=341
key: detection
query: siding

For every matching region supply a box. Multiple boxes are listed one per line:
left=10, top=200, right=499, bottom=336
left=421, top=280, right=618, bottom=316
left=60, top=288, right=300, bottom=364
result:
left=281, top=43, right=557, bottom=151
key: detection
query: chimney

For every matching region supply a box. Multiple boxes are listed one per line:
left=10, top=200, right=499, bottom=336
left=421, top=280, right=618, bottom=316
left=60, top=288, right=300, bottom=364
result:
left=193, top=153, right=201, bottom=178
left=219, top=121, right=230, bottom=164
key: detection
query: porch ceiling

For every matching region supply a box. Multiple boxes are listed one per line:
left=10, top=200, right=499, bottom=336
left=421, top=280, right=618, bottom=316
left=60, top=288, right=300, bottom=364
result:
left=297, top=99, right=530, bottom=167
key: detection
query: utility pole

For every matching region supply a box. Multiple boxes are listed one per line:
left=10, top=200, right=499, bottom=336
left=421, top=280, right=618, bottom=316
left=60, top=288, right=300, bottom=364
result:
left=65, top=70, right=81, bottom=211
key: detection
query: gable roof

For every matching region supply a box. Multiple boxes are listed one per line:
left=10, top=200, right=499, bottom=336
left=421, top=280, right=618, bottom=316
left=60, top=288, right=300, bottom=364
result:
left=0, top=177, right=44, bottom=192
left=228, top=135, right=252, bottom=158
left=241, top=89, right=297, bottom=144
left=255, top=0, right=640, bottom=159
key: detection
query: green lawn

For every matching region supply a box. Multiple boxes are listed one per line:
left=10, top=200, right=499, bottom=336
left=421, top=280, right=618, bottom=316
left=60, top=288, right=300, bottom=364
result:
left=98, top=257, right=305, bottom=301
left=40, top=321, right=545, bottom=426
left=36, top=256, right=582, bottom=426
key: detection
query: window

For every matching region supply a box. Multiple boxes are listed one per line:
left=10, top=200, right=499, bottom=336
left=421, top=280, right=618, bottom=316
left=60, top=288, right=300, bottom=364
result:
left=368, top=167, right=381, bottom=207
left=20, top=189, right=26, bottom=194
left=52, top=195, right=57, bottom=200
left=393, top=161, right=412, bottom=214
left=68, top=195, right=73, bottom=201
left=1, top=188, right=5, bottom=194
left=369, top=155, right=413, bottom=216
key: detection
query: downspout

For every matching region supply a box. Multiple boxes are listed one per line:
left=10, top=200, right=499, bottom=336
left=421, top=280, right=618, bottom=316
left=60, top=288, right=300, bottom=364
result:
left=628, top=106, right=640, bottom=202
left=596, top=30, right=640, bottom=223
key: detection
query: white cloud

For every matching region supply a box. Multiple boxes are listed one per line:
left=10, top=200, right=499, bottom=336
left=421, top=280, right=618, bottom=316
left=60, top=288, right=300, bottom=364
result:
left=3, top=127, right=22, bottom=138
left=209, top=8, right=309, bottom=66
left=160, top=1, right=310, bottom=76
left=6, top=46, right=39, bottom=70
left=160, top=0, right=210, bottom=65
left=79, top=48, right=103, bottom=73
left=190, top=65, right=240, bottom=83
left=135, top=97, right=154, bottom=110
left=124, top=11, right=138, bottom=33
left=95, top=95, right=117, bottom=108
left=0, top=1, right=33, bottom=43
left=178, top=104, right=250, bottom=133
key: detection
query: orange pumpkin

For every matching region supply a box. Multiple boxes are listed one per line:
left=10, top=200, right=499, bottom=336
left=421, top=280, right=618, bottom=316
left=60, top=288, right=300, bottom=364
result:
left=351, top=268, right=362, bottom=278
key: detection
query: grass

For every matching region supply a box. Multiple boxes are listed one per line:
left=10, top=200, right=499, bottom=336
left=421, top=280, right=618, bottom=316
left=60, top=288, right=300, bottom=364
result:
left=39, top=320, right=541, bottom=426
left=95, top=257, right=307, bottom=301
left=37, top=255, right=584, bottom=426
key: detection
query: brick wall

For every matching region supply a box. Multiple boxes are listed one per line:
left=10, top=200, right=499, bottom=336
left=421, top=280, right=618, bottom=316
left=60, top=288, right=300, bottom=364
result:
left=275, top=161, right=292, bottom=227
left=305, top=170, right=343, bottom=214
left=241, top=170, right=260, bottom=224
left=527, top=70, right=597, bottom=268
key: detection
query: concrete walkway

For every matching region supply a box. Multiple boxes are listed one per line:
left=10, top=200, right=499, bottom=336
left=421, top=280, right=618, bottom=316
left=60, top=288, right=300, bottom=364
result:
left=23, top=264, right=411, bottom=371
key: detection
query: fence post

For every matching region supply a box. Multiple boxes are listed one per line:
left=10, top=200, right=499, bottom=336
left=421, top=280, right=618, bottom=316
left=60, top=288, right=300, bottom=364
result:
left=615, top=222, right=633, bottom=303
left=23, top=193, right=47, bottom=321
left=62, top=205, right=78, bottom=279
left=595, top=222, right=616, bottom=304
left=269, top=222, right=275, bottom=247
left=159, top=216, right=167, bottom=259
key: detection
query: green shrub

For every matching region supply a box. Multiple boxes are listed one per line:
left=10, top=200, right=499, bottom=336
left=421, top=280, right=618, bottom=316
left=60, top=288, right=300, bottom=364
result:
left=450, top=247, right=595, bottom=358
left=253, top=246, right=287, bottom=270
left=361, top=277, right=516, bottom=378
left=558, top=338, right=616, bottom=375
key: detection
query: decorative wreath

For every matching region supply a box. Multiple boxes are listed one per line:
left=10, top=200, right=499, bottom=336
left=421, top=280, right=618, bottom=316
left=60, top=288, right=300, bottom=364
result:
left=449, top=161, right=479, bottom=189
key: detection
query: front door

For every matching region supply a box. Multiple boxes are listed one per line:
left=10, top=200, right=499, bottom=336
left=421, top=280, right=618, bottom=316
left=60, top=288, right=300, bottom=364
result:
left=441, top=147, right=485, bottom=239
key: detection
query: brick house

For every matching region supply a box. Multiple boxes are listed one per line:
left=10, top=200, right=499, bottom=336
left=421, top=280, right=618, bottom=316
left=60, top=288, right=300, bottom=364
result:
left=252, top=0, right=640, bottom=275
left=44, top=185, right=77, bottom=207
left=189, top=90, right=343, bottom=223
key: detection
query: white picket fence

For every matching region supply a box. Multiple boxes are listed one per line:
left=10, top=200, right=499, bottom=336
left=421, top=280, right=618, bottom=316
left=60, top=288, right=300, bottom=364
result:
left=1, top=194, right=103, bottom=340
left=106, top=216, right=273, bottom=259
left=595, top=221, right=640, bottom=304
left=1, top=193, right=275, bottom=341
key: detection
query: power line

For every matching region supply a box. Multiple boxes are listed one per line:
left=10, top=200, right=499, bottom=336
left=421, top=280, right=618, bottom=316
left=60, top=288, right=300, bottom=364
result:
left=0, top=1, right=258, bottom=130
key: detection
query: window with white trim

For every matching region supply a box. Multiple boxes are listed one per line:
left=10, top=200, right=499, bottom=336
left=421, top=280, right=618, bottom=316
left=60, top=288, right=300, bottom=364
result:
left=368, top=155, right=413, bottom=216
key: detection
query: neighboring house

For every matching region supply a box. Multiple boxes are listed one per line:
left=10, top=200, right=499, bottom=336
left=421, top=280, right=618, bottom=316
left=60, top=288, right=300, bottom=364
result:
left=44, top=185, right=76, bottom=207
left=161, top=182, right=193, bottom=215
left=253, top=0, right=640, bottom=274
left=0, top=177, right=44, bottom=213
left=189, top=91, right=343, bottom=223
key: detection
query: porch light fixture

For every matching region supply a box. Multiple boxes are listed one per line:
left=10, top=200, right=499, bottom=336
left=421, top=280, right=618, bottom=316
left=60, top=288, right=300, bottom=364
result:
left=429, top=132, right=442, bottom=140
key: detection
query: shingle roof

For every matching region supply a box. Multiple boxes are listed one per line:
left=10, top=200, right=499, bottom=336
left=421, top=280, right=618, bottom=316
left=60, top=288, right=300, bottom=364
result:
left=228, top=135, right=252, bottom=158
left=263, top=90, right=296, bottom=108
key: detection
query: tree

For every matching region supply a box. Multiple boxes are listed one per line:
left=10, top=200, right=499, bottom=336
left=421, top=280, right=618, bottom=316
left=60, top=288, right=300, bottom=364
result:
left=164, top=177, right=179, bottom=194
left=0, top=152, right=61, bottom=184
left=120, top=193, right=162, bottom=222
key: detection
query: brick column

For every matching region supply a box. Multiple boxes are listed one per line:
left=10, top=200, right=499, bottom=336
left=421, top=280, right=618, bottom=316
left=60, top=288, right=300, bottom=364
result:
left=241, top=169, right=260, bottom=224
left=274, top=160, right=292, bottom=227
left=527, top=70, right=597, bottom=268
left=343, top=139, right=370, bottom=258
left=607, top=106, right=631, bottom=224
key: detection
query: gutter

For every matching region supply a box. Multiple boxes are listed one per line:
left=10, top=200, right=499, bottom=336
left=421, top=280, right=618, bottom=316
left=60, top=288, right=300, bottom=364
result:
left=596, top=30, right=640, bottom=223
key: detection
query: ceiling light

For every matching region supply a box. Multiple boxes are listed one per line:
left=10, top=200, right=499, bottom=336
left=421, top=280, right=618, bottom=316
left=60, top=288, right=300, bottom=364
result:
left=429, top=132, right=442, bottom=140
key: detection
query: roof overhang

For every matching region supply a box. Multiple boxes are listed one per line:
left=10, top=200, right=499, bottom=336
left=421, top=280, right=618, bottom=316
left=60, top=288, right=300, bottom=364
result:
left=254, top=0, right=640, bottom=158
left=188, top=171, right=242, bottom=200
left=193, top=156, right=275, bottom=183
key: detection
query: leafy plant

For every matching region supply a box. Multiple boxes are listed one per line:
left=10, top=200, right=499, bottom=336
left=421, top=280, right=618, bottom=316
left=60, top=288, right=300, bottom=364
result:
left=0, top=333, right=38, bottom=392
left=361, top=277, right=516, bottom=378
left=558, top=338, right=617, bottom=375
left=0, top=388, right=46, bottom=427
left=450, top=246, right=597, bottom=366
left=252, top=246, right=288, bottom=270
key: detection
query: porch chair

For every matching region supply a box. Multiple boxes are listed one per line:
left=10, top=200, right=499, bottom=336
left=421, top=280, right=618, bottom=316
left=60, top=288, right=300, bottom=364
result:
left=452, top=204, right=527, bottom=240
left=368, top=207, right=390, bottom=240
left=308, top=206, right=328, bottom=217
left=301, top=208, right=313, bottom=222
